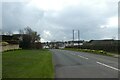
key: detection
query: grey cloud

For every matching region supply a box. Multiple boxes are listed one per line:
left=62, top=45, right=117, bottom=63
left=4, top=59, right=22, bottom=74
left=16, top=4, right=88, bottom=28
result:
left=42, top=2, right=118, bottom=40
left=2, top=0, right=118, bottom=41
left=2, top=2, right=44, bottom=32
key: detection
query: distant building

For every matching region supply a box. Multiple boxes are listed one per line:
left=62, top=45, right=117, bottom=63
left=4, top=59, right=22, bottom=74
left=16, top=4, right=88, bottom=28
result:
left=42, top=41, right=66, bottom=49
left=65, top=40, right=84, bottom=47
left=83, top=39, right=118, bottom=46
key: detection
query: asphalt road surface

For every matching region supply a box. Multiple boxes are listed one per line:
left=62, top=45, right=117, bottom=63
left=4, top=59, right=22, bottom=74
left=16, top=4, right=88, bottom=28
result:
left=50, top=49, right=119, bottom=78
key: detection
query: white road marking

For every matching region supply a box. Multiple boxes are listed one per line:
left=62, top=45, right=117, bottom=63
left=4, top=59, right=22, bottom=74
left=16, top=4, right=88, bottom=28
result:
left=78, top=55, right=88, bottom=59
left=96, top=61, right=120, bottom=71
left=72, top=53, right=75, bottom=55
left=70, top=53, right=88, bottom=59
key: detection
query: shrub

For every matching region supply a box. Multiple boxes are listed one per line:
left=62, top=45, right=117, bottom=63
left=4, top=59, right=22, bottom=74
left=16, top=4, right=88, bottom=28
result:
left=0, top=41, right=9, bottom=46
left=98, top=50, right=107, bottom=54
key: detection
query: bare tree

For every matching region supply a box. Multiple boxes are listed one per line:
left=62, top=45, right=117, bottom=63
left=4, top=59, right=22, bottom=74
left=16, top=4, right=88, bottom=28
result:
left=21, top=26, right=41, bottom=43
left=19, top=26, right=41, bottom=49
left=19, top=29, right=24, bottom=34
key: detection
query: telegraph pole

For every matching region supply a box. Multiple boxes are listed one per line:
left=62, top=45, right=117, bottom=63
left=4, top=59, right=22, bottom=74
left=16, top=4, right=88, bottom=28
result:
left=73, top=30, right=74, bottom=47
left=78, top=30, right=80, bottom=46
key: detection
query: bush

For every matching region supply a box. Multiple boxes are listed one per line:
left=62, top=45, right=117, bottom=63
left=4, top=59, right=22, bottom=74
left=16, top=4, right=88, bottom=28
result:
left=30, top=42, right=42, bottom=49
left=98, top=50, right=107, bottom=54
left=0, top=41, right=9, bottom=46
left=3, top=48, right=22, bottom=52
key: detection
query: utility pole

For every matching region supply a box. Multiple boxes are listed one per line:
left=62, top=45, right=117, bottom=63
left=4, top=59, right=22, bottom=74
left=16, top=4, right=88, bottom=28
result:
left=78, top=30, right=80, bottom=46
left=73, top=30, right=74, bottom=47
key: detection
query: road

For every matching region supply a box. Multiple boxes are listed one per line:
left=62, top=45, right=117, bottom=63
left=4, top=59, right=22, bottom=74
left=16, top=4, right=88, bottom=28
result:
left=50, top=49, right=119, bottom=78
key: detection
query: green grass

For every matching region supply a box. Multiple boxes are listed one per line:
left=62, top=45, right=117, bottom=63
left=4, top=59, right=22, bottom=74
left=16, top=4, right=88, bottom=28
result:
left=2, top=49, right=54, bottom=78
left=63, top=48, right=118, bottom=57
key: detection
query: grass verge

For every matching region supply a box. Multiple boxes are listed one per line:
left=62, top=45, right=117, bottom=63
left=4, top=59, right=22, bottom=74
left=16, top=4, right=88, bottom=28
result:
left=63, top=48, right=119, bottom=57
left=2, top=49, right=54, bottom=78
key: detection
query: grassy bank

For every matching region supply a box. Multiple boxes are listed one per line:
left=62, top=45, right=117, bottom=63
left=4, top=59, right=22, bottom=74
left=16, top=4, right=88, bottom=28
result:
left=2, top=49, right=54, bottom=78
left=63, top=48, right=119, bottom=57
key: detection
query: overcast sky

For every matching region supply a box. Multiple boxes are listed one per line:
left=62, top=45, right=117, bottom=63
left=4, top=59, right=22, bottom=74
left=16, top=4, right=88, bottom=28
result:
left=1, top=0, right=119, bottom=42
